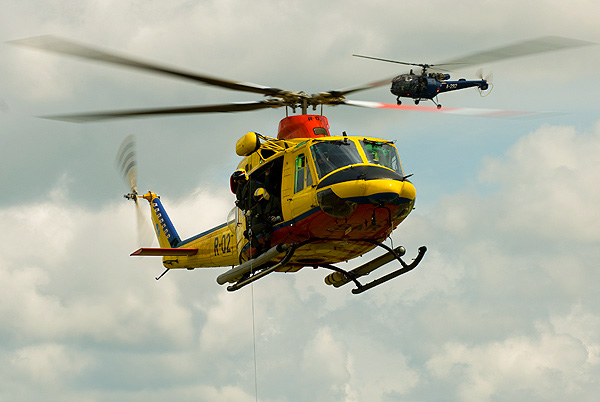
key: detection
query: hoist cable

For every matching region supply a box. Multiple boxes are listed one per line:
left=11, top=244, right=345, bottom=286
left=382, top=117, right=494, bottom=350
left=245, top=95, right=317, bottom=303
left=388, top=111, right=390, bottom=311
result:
left=251, top=281, right=258, bottom=402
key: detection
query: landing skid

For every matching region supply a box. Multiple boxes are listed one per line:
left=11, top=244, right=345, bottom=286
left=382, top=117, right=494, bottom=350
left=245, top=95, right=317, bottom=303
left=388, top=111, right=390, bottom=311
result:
left=222, top=239, right=426, bottom=294
left=411, top=97, right=442, bottom=109
left=322, top=240, right=427, bottom=294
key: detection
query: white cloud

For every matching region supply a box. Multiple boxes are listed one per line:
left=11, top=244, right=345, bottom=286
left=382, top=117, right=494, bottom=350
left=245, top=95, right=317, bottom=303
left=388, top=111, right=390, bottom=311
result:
left=10, top=343, right=91, bottom=386
left=301, top=326, right=350, bottom=388
left=344, top=335, right=419, bottom=402
left=99, top=384, right=257, bottom=402
left=0, top=187, right=197, bottom=347
left=199, top=290, right=254, bottom=355
left=426, top=307, right=600, bottom=402
left=551, top=303, right=600, bottom=365
left=478, top=123, right=600, bottom=243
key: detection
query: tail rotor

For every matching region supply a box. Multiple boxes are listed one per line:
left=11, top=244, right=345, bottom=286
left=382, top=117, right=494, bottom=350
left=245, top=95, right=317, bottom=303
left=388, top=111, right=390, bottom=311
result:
left=116, top=135, right=154, bottom=246
left=476, top=68, right=494, bottom=97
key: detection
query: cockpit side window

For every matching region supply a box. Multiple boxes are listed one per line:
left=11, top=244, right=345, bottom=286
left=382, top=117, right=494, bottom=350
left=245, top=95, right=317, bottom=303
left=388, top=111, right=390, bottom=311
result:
left=294, top=154, right=306, bottom=193
left=306, top=165, right=313, bottom=187
left=360, top=140, right=403, bottom=175
left=310, top=141, right=363, bottom=179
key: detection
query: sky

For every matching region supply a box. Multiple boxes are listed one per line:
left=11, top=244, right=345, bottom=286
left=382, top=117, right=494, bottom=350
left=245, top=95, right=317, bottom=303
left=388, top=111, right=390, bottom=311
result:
left=1, top=1, right=599, bottom=401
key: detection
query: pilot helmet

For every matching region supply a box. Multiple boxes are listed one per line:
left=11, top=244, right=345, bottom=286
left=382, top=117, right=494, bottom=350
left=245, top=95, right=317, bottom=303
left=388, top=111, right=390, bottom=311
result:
left=230, top=169, right=248, bottom=193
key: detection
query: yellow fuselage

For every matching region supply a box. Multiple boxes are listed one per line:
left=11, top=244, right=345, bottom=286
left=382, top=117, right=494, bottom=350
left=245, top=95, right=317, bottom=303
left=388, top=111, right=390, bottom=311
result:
left=157, top=135, right=416, bottom=272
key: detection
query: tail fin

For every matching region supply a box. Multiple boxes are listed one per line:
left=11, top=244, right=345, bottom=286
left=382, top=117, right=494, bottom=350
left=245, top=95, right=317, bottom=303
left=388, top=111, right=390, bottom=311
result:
left=140, top=191, right=181, bottom=248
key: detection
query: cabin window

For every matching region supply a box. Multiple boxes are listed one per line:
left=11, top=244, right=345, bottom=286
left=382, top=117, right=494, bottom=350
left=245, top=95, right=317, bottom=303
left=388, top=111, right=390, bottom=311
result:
left=310, top=141, right=362, bottom=179
left=294, top=154, right=306, bottom=193
left=360, top=140, right=403, bottom=175
left=313, top=127, right=329, bottom=137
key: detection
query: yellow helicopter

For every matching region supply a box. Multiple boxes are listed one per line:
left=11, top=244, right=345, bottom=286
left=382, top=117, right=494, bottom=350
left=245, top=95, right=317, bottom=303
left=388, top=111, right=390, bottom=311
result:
left=10, top=35, right=452, bottom=293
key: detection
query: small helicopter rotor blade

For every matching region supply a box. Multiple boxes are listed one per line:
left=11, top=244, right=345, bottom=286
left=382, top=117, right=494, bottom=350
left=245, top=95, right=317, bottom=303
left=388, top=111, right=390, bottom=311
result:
left=42, top=100, right=284, bottom=123
left=351, top=54, right=453, bottom=75
left=475, top=69, right=494, bottom=96
left=351, top=54, right=430, bottom=68
left=475, top=68, right=493, bottom=82
left=436, top=36, right=595, bottom=70
left=341, top=100, right=544, bottom=118
left=8, top=35, right=286, bottom=97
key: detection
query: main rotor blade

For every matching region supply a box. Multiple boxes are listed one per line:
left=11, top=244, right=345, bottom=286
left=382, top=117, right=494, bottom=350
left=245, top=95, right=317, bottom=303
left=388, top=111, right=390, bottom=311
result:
left=342, top=100, right=547, bottom=118
left=328, top=75, right=398, bottom=97
left=352, top=54, right=430, bottom=68
left=436, top=36, right=595, bottom=69
left=42, top=100, right=284, bottom=123
left=8, top=35, right=286, bottom=96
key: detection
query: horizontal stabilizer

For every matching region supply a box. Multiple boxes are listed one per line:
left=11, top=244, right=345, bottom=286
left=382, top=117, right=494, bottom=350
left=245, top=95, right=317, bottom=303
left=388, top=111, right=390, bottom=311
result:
left=130, top=247, right=198, bottom=256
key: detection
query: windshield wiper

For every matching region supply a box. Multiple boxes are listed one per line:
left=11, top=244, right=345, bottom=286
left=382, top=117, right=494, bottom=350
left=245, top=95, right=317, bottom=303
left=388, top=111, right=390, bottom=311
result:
left=362, top=139, right=394, bottom=146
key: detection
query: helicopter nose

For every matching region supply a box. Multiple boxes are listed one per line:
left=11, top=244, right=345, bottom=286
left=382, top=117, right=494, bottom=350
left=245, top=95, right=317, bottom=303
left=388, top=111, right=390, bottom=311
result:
left=331, top=176, right=416, bottom=205
left=371, top=179, right=415, bottom=204
left=315, top=165, right=416, bottom=218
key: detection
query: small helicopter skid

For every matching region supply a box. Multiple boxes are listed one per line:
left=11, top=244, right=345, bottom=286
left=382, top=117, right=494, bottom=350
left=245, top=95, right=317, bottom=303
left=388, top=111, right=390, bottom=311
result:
left=218, top=239, right=427, bottom=294
left=401, top=97, right=442, bottom=110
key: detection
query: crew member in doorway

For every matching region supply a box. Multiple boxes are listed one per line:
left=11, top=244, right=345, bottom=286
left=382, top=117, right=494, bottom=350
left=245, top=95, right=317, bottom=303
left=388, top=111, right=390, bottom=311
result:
left=247, top=187, right=279, bottom=254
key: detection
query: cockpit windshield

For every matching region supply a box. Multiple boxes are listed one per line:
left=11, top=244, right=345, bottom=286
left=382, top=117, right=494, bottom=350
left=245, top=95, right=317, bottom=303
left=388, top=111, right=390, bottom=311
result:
left=360, top=140, right=403, bottom=175
left=310, top=140, right=363, bottom=179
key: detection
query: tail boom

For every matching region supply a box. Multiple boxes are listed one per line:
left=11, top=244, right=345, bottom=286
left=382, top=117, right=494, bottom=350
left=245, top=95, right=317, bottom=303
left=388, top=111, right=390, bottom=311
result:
left=142, top=191, right=181, bottom=248
left=134, top=191, right=239, bottom=269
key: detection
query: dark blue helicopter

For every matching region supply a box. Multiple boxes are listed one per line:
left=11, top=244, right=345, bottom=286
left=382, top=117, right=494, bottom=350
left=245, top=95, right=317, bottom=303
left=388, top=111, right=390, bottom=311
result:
left=384, top=63, right=490, bottom=109
left=391, top=72, right=488, bottom=109
left=353, top=36, right=593, bottom=109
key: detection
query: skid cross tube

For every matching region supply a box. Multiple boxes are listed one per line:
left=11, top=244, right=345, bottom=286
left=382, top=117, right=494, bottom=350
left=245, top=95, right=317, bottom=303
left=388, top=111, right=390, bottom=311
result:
left=227, top=243, right=298, bottom=292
